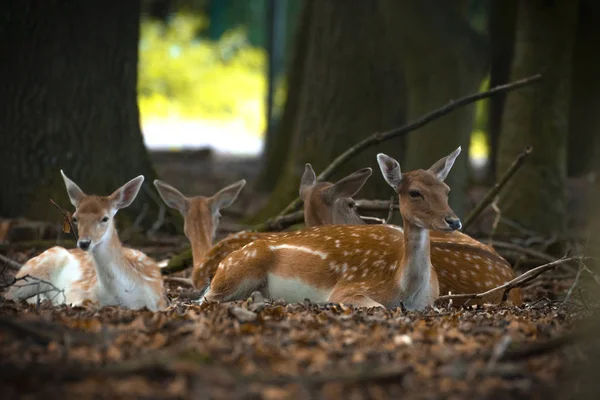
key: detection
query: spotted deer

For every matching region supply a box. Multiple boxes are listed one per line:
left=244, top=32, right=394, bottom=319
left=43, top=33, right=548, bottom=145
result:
left=203, top=148, right=476, bottom=310
left=6, top=172, right=166, bottom=311
left=184, top=165, right=373, bottom=289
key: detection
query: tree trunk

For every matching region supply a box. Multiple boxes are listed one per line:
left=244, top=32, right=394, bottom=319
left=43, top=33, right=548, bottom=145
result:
left=568, top=0, right=600, bottom=178
left=0, top=0, right=158, bottom=227
left=496, top=0, right=578, bottom=237
left=381, top=0, right=488, bottom=218
left=254, top=0, right=406, bottom=220
left=487, top=0, right=517, bottom=183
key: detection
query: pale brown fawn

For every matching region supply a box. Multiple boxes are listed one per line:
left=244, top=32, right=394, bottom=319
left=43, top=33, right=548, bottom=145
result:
left=203, top=148, right=474, bottom=310
left=183, top=165, right=374, bottom=289
left=6, top=172, right=166, bottom=311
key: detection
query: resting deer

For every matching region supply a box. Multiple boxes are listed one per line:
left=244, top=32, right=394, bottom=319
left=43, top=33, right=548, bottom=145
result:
left=181, top=165, right=373, bottom=289
left=6, top=172, right=166, bottom=311
left=203, top=148, right=470, bottom=310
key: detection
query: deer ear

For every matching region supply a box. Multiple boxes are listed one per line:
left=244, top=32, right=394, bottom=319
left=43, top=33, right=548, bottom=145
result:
left=154, top=180, right=190, bottom=216
left=428, top=146, right=461, bottom=181
left=210, top=179, right=246, bottom=213
left=60, top=170, right=86, bottom=208
left=377, top=154, right=402, bottom=190
left=326, top=167, right=372, bottom=200
left=299, top=164, right=317, bottom=200
left=109, top=176, right=144, bottom=211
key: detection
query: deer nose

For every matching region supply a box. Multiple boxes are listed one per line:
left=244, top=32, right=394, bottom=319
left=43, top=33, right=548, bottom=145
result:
left=78, top=239, right=91, bottom=250
left=444, top=217, right=462, bottom=230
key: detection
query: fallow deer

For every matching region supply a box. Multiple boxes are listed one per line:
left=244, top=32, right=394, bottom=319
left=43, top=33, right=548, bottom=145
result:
left=186, top=165, right=373, bottom=289
left=6, top=172, right=166, bottom=311
left=202, top=148, right=468, bottom=310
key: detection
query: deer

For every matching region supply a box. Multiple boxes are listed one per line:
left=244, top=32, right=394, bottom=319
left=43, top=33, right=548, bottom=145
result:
left=6, top=172, right=166, bottom=311
left=201, top=147, right=476, bottom=310
left=175, top=165, right=374, bottom=289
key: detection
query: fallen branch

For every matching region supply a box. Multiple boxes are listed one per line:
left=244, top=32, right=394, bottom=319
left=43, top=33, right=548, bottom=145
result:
left=0, top=254, right=22, bottom=272
left=278, top=75, right=542, bottom=217
left=50, top=199, right=78, bottom=241
left=436, top=256, right=586, bottom=303
left=463, top=146, right=532, bottom=231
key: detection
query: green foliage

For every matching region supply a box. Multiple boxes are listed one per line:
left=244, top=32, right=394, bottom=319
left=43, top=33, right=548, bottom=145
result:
left=470, top=76, right=490, bottom=159
left=138, top=13, right=269, bottom=136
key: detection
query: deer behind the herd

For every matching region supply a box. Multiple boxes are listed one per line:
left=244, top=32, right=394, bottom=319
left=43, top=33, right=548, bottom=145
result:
left=6, top=148, right=520, bottom=311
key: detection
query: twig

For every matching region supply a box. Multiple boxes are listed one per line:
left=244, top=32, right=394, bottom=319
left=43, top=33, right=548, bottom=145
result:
left=490, top=240, right=556, bottom=263
left=121, top=203, right=149, bottom=241
left=436, top=256, right=586, bottom=303
left=147, top=205, right=166, bottom=238
left=0, top=254, right=22, bottom=272
left=361, top=216, right=386, bottom=225
left=487, top=199, right=501, bottom=246
left=2, top=274, right=66, bottom=304
left=560, top=257, right=587, bottom=310
left=386, top=195, right=395, bottom=223
left=277, top=75, right=542, bottom=217
left=463, top=146, right=533, bottom=231
left=50, top=199, right=78, bottom=241
left=487, top=335, right=512, bottom=370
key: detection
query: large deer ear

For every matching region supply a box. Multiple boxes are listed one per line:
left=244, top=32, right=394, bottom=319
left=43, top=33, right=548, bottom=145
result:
left=326, top=167, right=372, bottom=200
left=61, top=170, right=86, bottom=207
left=109, top=176, right=144, bottom=211
left=299, top=163, right=317, bottom=200
left=428, top=146, right=461, bottom=181
left=377, top=153, right=402, bottom=190
left=154, top=180, right=190, bottom=216
left=210, top=179, right=246, bottom=213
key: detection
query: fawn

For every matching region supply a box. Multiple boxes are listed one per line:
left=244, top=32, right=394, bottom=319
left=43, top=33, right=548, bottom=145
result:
left=203, top=148, right=468, bottom=310
left=184, top=165, right=373, bottom=289
left=6, top=172, right=166, bottom=311
left=153, top=178, right=247, bottom=270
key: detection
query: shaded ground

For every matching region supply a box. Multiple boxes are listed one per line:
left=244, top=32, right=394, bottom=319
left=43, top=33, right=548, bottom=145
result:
left=0, top=150, right=598, bottom=399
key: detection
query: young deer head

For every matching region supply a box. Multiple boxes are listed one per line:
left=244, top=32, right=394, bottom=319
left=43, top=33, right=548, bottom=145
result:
left=61, top=171, right=144, bottom=252
left=300, top=164, right=372, bottom=227
left=377, top=147, right=462, bottom=233
left=154, top=179, right=246, bottom=257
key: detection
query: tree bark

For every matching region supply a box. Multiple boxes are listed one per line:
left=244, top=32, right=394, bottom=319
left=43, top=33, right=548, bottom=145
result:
left=487, top=0, right=517, bottom=183
left=254, top=0, right=406, bottom=220
left=380, top=0, right=488, bottom=218
left=0, top=0, right=158, bottom=227
left=568, top=0, right=600, bottom=178
left=497, top=0, right=578, bottom=237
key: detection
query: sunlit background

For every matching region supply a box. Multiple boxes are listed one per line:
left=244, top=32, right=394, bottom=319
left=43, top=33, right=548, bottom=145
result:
left=137, top=1, right=490, bottom=166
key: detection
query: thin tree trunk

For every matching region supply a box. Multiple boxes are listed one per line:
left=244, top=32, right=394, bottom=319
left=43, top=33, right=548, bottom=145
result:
left=381, top=0, right=488, bottom=218
left=0, top=0, right=158, bottom=227
left=497, top=0, right=578, bottom=237
left=254, top=0, right=406, bottom=220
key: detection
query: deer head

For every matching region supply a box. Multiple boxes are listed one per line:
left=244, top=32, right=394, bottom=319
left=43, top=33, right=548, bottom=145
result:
left=61, top=171, right=144, bottom=251
left=377, top=147, right=462, bottom=232
left=299, top=164, right=372, bottom=226
left=154, top=179, right=246, bottom=245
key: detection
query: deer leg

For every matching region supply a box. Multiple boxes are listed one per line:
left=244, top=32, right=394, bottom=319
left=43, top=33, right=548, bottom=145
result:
left=202, top=241, right=272, bottom=303
left=328, top=286, right=385, bottom=309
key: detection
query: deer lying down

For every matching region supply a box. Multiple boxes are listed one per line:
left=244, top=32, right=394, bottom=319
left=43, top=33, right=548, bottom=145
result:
left=185, top=163, right=520, bottom=306
left=6, top=173, right=166, bottom=311
left=203, top=148, right=469, bottom=310
left=186, top=165, right=374, bottom=289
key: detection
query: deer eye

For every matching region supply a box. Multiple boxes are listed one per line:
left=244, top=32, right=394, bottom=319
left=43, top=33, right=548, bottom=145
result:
left=348, top=201, right=355, bottom=209
left=100, top=216, right=109, bottom=223
left=71, top=217, right=78, bottom=223
left=408, top=190, right=422, bottom=199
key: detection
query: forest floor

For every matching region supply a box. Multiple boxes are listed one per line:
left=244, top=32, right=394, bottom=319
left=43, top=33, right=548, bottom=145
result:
left=0, top=150, right=598, bottom=399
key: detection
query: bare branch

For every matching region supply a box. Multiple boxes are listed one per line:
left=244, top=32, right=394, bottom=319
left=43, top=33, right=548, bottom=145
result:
left=0, top=254, right=22, bottom=272
left=49, top=199, right=78, bottom=241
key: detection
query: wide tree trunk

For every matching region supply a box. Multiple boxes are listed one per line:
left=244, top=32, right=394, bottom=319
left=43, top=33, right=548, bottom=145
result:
left=0, top=0, right=158, bottom=227
left=254, top=0, right=406, bottom=220
left=380, top=0, right=488, bottom=218
left=496, top=0, right=578, bottom=237
left=568, top=0, right=600, bottom=178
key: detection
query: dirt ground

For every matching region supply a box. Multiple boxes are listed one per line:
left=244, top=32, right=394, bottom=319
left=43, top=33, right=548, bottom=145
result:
left=0, top=150, right=598, bottom=399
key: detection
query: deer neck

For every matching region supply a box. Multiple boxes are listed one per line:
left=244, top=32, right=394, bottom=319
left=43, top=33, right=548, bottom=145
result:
left=90, top=226, right=130, bottom=285
left=189, top=223, right=214, bottom=269
left=396, top=218, right=432, bottom=302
